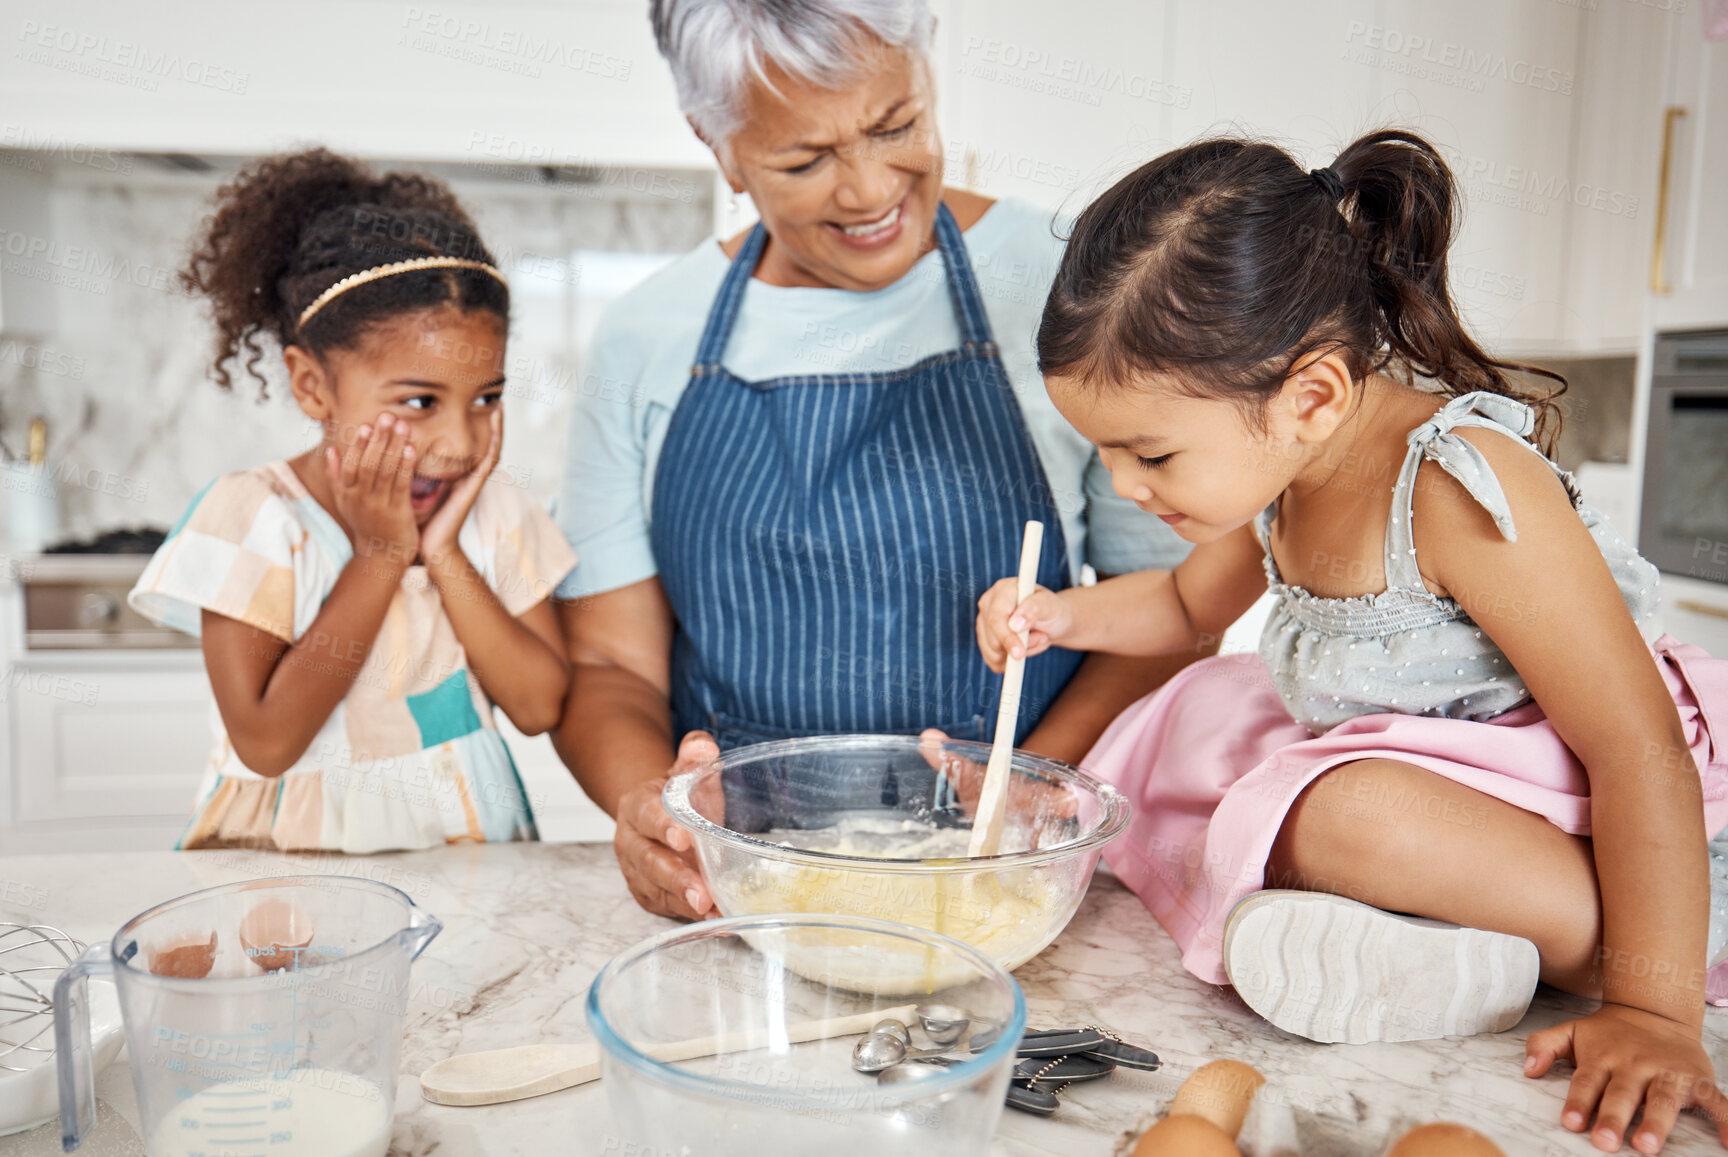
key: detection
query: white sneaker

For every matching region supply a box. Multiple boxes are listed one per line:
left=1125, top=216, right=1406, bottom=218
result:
left=1222, top=890, right=1540, bottom=1044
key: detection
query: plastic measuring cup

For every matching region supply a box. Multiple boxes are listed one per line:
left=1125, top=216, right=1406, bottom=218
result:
left=52, top=875, right=441, bottom=1156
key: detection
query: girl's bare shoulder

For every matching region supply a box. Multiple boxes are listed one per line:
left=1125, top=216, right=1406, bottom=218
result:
left=1408, top=419, right=1579, bottom=600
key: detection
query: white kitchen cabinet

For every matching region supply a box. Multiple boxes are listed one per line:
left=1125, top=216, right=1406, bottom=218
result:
left=0, top=661, right=613, bottom=852
left=934, top=0, right=1181, bottom=209
left=1164, top=0, right=1380, bottom=160
left=0, top=556, right=611, bottom=850
left=936, top=0, right=1660, bottom=357
left=934, top=0, right=1378, bottom=214
left=0, top=0, right=1687, bottom=356
left=3, top=654, right=212, bottom=851
left=0, top=0, right=708, bottom=168
left=1557, top=3, right=1673, bottom=354
left=1651, top=16, right=1728, bottom=331
left=1364, top=0, right=1583, bottom=355
left=1653, top=573, right=1728, bottom=657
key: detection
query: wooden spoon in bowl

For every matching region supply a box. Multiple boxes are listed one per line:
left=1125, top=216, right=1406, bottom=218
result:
left=968, top=520, right=1044, bottom=858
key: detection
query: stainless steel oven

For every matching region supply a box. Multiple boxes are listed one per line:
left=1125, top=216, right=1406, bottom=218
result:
left=1640, top=329, right=1728, bottom=586
left=17, top=555, right=197, bottom=649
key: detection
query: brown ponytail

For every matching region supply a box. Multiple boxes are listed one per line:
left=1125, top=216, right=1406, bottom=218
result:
left=1038, top=129, right=1567, bottom=453
left=181, top=148, right=508, bottom=398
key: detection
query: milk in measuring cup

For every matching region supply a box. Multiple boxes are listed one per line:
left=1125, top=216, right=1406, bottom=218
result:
left=149, top=1068, right=390, bottom=1157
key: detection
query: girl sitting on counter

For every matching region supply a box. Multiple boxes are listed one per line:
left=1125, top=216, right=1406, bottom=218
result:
left=976, top=129, right=1728, bottom=1155
left=128, top=149, right=575, bottom=854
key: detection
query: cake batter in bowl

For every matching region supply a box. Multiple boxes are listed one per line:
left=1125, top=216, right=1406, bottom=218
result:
left=662, top=734, right=1128, bottom=991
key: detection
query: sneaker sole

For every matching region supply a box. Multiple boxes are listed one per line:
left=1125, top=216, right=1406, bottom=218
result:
left=1222, top=890, right=1540, bottom=1044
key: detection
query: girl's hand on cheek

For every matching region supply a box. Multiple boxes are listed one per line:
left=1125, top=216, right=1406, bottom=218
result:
left=326, top=412, right=418, bottom=564
left=420, top=407, right=501, bottom=564
left=1524, top=1003, right=1728, bottom=1153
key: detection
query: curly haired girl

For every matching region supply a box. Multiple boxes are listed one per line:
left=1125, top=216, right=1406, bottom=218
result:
left=130, top=149, right=574, bottom=853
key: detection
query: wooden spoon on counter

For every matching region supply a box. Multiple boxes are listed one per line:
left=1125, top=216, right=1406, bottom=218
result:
left=968, top=520, right=1043, bottom=858
left=420, top=1003, right=916, bottom=1106
left=147, top=930, right=218, bottom=979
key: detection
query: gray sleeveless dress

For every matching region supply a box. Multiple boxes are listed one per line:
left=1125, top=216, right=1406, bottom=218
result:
left=1085, top=388, right=1728, bottom=987
left=1252, top=390, right=1660, bottom=735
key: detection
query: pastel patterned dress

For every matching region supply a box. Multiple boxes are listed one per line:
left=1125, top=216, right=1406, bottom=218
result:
left=1083, top=392, right=1728, bottom=985
left=129, top=461, right=577, bottom=853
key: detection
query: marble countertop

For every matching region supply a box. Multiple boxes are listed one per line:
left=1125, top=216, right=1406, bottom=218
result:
left=2, top=844, right=1724, bottom=1156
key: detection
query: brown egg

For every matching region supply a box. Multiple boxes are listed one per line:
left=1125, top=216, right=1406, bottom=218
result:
left=1130, top=1113, right=1244, bottom=1157
left=1168, top=1059, right=1266, bottom=1139
left=147, top=931, right=218, bottom=978
left=1386, top=1123, right=1508, bottom=1157
left=238, top=899, right=315, bottom=972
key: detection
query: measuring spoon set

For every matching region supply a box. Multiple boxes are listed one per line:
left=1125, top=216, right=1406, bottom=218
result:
left=849, top=1005, right=1160, bottom=1116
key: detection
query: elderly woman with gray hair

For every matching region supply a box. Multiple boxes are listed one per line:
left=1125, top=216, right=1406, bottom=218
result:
left=551, top=0, right=1198, bottom=919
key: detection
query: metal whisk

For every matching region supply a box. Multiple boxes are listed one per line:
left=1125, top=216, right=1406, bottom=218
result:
left=0, top=922, right=85, bottom=1072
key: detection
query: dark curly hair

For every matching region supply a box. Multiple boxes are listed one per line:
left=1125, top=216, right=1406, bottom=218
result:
left=1038, top=129, right=1567, bottom=454
left=181, top=148, right=509, bottom=397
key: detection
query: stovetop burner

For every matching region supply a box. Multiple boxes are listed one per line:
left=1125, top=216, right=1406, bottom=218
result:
left=44, top=527, right=168, bottom=555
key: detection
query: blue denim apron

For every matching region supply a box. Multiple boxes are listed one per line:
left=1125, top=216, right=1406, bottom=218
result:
left=650, top=203, right=1081, bottom=771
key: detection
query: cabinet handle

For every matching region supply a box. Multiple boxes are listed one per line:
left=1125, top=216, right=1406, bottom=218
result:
left=1676, top=598, right=1728, bottom=622
left=1650, top=105, right=1686, bottom=294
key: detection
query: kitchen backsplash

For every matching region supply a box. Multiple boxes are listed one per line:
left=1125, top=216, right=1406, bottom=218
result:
left=0, top=152, right=712, bottom=545
left=0, top=150, right=1640, bottom=547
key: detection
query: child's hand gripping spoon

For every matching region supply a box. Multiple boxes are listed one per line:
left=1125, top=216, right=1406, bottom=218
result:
left=1131, top=1058, right=1264, bottom=1156
left=968, top=520, right=1043, bottom=858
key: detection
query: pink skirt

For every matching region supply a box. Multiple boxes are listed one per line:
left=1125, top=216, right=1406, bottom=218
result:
left=1084, top=634, right=1728, bottom=985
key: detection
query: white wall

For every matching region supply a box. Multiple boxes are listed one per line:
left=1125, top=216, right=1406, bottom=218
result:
left=929, top=0, right=1677, bottom=356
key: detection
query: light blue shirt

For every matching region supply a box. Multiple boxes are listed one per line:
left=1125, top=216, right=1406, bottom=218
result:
left=553, top=198, right=1190, bottom=600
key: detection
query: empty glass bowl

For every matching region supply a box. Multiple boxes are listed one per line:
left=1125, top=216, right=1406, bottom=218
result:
left=586, top=913, right=1025, bottom=1157
left=662, top=734, right=1128, bottom=989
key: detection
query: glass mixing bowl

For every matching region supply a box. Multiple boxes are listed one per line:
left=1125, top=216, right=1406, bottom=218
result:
left=662, top=734, right=1128, bottom=988
left=586, top=913, right=1025, bottom=1157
